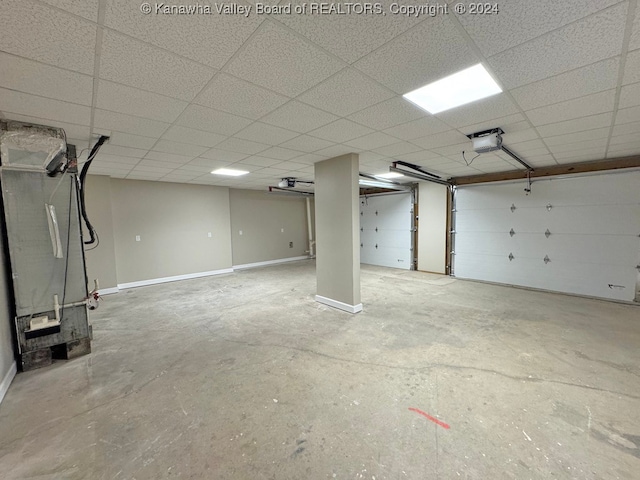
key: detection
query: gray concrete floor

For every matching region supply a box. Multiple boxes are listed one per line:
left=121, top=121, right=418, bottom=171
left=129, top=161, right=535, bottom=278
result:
left=0, top=260, right=639, bottom=479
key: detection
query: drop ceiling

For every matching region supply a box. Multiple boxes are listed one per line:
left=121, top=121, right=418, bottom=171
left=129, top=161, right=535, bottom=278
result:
left=0, top=0, right=639, bottom=189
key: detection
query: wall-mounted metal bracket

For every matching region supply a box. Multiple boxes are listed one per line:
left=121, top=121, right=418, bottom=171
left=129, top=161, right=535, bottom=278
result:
left=545, top=229, right=551, bottom=238
left=510, top=204, right=516, bottom=213
left=546, top=204, right=552, bottom=211
left=544, top=255, right=550, bottom=264
left=509, top=228, right=515, bottom=237
left=508, top=253, right=514, bottom=261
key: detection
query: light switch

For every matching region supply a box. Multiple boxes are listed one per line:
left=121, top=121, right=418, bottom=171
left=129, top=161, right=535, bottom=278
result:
left=207, top=232, right=212, bottom=238
left=135, top=235, right=141, bottom=242
left=239, top=230, right=243, bottom=236
left=281, top=228, right=284, bottom=233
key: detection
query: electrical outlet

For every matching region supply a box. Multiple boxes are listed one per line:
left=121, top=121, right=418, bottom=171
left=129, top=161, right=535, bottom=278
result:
left=135, top=235, right=141, bottom=242
left=289, top=241, right=293, bottom=248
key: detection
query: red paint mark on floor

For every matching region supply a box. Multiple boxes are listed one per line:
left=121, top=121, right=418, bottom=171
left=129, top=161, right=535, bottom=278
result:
left=409, top=407, right=450, bottom=429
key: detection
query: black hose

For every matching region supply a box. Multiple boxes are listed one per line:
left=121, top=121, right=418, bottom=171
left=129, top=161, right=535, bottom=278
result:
left=79, top=135, right=109, bottom=245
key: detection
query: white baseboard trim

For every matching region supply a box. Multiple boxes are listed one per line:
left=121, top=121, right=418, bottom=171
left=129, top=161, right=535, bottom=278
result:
left=315, top=295, right=363, bottom=314
left=99, top=286, right=120, bottom=295
left=233, top=256, right=310, bottom=271
left=118, top=268, right=234, bottom=290
left=0, top=361, right=17, bottom=405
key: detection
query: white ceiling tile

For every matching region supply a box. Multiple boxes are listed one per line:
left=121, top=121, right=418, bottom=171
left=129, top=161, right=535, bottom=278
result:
left=238, top=156, right=281, bottom=167
left=234, top=122, right=299, bottom=145
left=457, top=114, right=527, bottom=136
left=612, top=120, right=640, bottom=137
left=525, top=155, right=558, bottom=167
left=99, top=145, right=148, bottom=159
left=503, top=138, right=547, bottom=152
left=194, top=73, right=289, bottom=119
left=0, top=52, right=93, bottom=106
left=498, top=127, right=540, bottom=145
left=344, top=132, right=399, bottom=150
left=393, top=151, right=445, bottom=163
left=133, top=162, right=176, bottom=173
left=619, top=82, right=640, bottom=108
left=260, top=101, right=339, bottom=133
left=347, top=97, right=426, bottom=131
left=607, top=144, right=640, bottom=156
left=198, top=148, right=248, bottom=162
left=144, top=151, right=193, bottom=165
left=609, top=132, right=640, bottom=146
left=354, top=15, right=478, bottom=94
left=544, top=128, right=611, bottom=147
left=226, top=163, right=267, bottom=173
left=536, top=112, right=613, bottom=137
left=313, top=145, right=357, bottom=159
left=40, top=0, right=99, bottom=20
left=152, top=139, right=208, bottom=158
left=308, top=119, right=374, bottom=143
left=291, top=153, right=325, bottom=164
left=182, top=159, right=230, bottom=170
left=623, top=48, right=640, bottom=85
left=94, top=109, right=169, bottom=138
left=161, top=125, right=226, bottom=148
left=277, top=0, right=421, bottom=64
left=432, top=142, right=469, bottom=158
left=383, top=116, right=451, bottom=141
left=104, top=0, right=262, bottom=69
left=257, top=147, right=305, bottom=161
left=215, top=137, right=270, bottom=155
left=91, top=154, right=141, bottom=166
left=410, top=130, right=470, bottom=150
left=358, top=151, right=385, bottom=163
left=225, top=22, right=344, bottom=96
left=270, top=161, right=312, bottom=172
left=0, top=0, right=95, bottom=74
left=96, top=80, right=187, bottom=123
left=554, top=148, right=607, bottom=162
left=614, top=105, right=640, bottom=124
left=629, top=5, right=640, bottom=51
left=510, top=57, right=620, bottom=111
left=435, top=95, right=520, bottom=128
left=127, top=172, right=167, bottom=180
left=0, top=113, right=90, bottom=140
left=100, top=31, right=215, bottom=101
left=0, top=87, right=90, bottom=125
left=525, top=90, right=616, bottom=126
left=297, top=68, right=394, bottom=117
left=108, top=132, right=158, bottom=150
left=279, top=135, right=334, bottom=153
left=458, top=0, right=620, bottom=57
left=549, top=138, right=608, bottom=154
left=372, top=142, right=423, bottom=157
left=489, top=3, right=628, bottom=89
left=176, top=105, right=252, bottom=136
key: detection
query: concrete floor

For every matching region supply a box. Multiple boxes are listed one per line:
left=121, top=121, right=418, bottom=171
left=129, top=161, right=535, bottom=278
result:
left=0, top=260, right=638, bottom=479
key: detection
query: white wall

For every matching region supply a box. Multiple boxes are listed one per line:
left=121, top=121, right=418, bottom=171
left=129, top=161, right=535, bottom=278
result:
left=417, top=182, right=448, bottom=274
left=454, top=172, right=640, bottom=302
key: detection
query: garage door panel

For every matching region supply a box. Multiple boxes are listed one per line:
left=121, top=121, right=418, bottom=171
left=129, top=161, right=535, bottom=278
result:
left=360, top=193, right=413, bottom=270
left=454, top=172, right=640, bottom=302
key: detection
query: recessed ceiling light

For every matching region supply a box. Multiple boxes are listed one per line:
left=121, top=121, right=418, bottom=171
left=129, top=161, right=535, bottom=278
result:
left=377, top=172, right=404, bottom=179
left=403, top=64, right=502, bottom=114
left=211, top=168, right=249, bottom=176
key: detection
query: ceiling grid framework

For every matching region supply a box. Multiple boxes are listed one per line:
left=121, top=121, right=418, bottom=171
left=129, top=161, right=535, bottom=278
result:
left=0, top=0, right=639, bottom=187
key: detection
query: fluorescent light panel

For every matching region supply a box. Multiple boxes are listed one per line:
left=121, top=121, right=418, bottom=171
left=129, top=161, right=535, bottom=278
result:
left=376, top=172, right=404, bottom=179
left=403, top=64, right=502, bottom=114
left=211, top=168, right=249, bottom=176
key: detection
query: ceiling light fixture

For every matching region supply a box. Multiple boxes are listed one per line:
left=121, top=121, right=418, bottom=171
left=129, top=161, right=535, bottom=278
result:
left=376, top=172, right=404, bottom=179
left=211, top=168, right=249, bottom=176
left=403, top=64, right=502, bottom=114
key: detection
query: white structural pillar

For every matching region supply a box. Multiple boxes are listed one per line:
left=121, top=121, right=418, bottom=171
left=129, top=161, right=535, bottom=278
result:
left=314, top=153, right=362, bottom=313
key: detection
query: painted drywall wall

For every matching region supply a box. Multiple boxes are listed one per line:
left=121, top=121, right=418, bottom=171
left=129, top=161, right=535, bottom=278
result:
left=315, top=154, right=361, bottom=310
left=109, top=179, right=233, bottom=285
left=83, top=175, right=118, bottom=291
left=0, top=226, right=16, bottom=404
left=454, top=172, right=640, bottom=302
left=229, top=189, right=310, bottom=266
left=417, top=182, right=448, bottom=274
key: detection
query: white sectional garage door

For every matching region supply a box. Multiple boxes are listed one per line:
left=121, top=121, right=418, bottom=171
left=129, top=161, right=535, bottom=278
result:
left=454, top=172, right=640, bottom=302
left=360, top=193, right=413, bottom=270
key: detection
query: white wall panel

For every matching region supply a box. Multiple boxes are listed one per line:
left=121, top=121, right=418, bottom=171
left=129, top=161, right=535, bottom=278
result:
left=360, top=193, right=413, bottom=270
left=454, top=172, right=640, bottom=302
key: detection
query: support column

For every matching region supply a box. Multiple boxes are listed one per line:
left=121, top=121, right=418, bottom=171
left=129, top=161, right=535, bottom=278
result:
left=314, top=153, right=362, bottom=313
